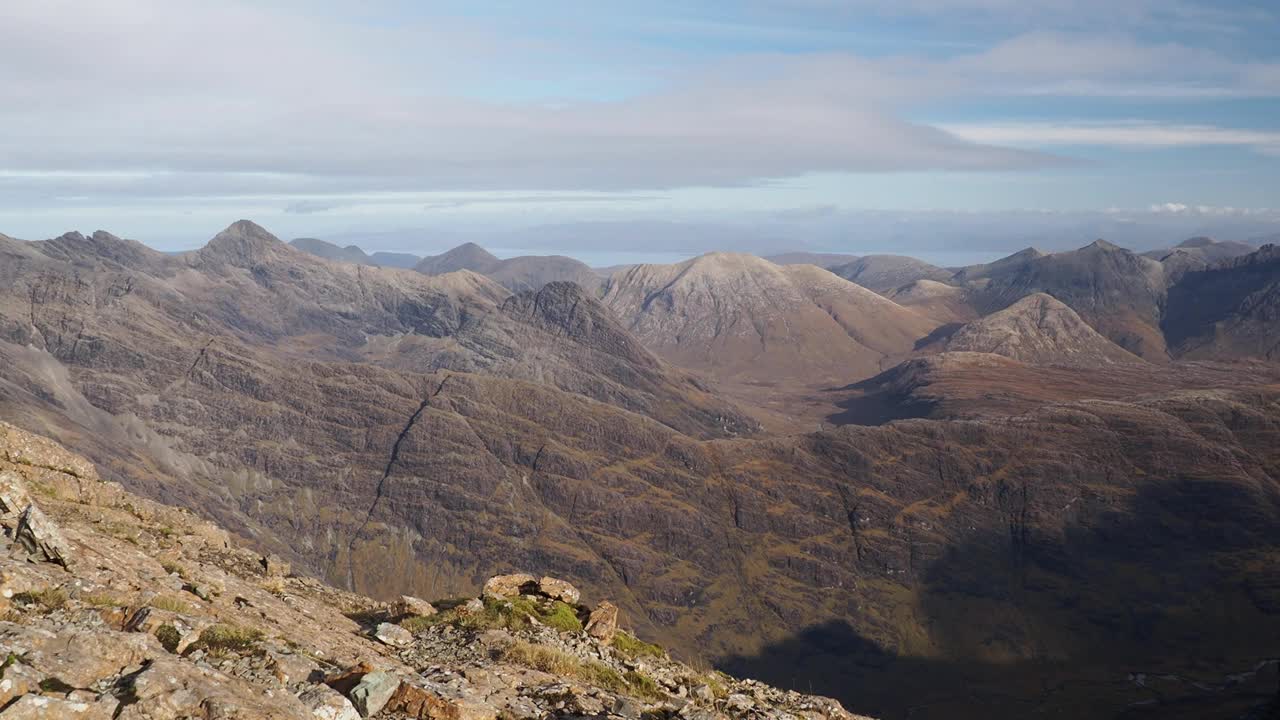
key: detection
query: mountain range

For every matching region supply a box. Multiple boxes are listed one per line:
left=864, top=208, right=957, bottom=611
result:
left=4, top=221, right=1279, bottom=719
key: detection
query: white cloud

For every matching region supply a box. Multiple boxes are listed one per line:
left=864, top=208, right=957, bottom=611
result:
left=0, top=0, right=1275, bottom=211
left=941, top=121, right=1280, bottom=155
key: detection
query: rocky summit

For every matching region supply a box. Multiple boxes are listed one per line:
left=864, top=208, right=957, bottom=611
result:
left=0, top=420, right=866, bottom=720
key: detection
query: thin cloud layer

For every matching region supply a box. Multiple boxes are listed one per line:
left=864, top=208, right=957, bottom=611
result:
left=0, top=0, right=1277, bottom=245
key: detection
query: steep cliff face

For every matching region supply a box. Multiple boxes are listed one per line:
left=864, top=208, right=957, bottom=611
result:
left=1164, top=244, right=1280, bottom=361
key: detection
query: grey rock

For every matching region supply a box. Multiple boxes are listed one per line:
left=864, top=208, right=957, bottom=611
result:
left=348, top=670, right=399, bottom=717
left=373, top=622, right=413, bottom=647
left=14, top=502, right=72, bottom=567
left=298, top=684, right=361, bottom=720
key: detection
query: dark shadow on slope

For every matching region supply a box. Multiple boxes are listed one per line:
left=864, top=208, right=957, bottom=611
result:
left=823, top=389, right=935, bottom=426
left=720, top=477, right=1280, bottom=720
left=821, top=369, right=937, bottom=426
left=913, top=322, right=963, bottom=351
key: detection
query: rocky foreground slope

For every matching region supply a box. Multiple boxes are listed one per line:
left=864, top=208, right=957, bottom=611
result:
left=0, top=420, right=865, bottom=719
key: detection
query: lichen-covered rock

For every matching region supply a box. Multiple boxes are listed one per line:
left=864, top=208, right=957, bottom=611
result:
left=117, top=657, right=309, bottom=719
left=537, top=576, right=580, bottom=605
left=482, top=573, right=536, bottom=601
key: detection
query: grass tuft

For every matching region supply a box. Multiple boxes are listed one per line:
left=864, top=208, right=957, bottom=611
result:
left=150, top=595, right=192, bottom=614
left=155, top=624, right=182, bottom=653
left=612, top=630, right=665, bottom=660
left=500, top=641, right=666, bottom=700
left=623, top=670, right=664, bottom=700
left=82, top=591, right=125, bottom=608
left=12, top=587, right=67, bottom=613
left=423, top=597, right=584, bottom=634
left=193, top=624, right=263, bottom=657
left=538, top=601, right=584, bottom=633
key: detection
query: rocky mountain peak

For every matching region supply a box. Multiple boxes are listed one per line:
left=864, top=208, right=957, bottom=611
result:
left=1178, top=235, right=1216, bottom=248
left=1083, top=238, right=1123, bottom=253
left=416, top=242, right=501, bottom=276
left=199, top=219, right=286, bottom=267
left=944, top=293, right=1142, bottom=366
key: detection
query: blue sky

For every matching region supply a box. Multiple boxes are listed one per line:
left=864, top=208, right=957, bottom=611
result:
left=1, top=0, right=1277, bottom=261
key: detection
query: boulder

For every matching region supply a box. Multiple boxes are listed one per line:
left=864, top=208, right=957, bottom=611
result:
left=373, top=622, right=413, bottom=647
left=348, top=670, right=400, bottom=717
left=386, top=681, right=498, bottom=720
left=537, top=577, right=580, bottom=605
left=391, top=595, right=436, bottom=618
left=482, top=573, right=536, bottom=601
left=299, top=684, right=362, bottom=720
left=14, top=502, right=73, bottom=567
left=584, top=601, right=619, bottom=644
